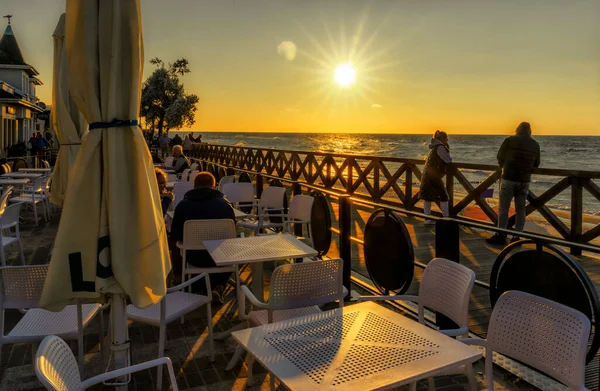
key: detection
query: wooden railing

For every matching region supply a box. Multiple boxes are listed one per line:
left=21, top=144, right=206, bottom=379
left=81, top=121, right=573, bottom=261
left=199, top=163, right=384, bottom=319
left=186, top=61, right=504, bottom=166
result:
left=191, top=143, right=600, bottom=252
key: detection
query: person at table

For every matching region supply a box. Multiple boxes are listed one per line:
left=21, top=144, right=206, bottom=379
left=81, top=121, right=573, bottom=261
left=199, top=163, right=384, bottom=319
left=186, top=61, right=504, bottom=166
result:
left=171, top=145, right=190, bottom=174
left=155, top=167, right=173, bottom=215
left=170, top=172, right=235, bottom=301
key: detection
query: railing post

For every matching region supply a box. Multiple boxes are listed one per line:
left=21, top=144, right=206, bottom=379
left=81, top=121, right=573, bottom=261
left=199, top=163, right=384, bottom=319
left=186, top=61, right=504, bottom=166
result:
left=446, top=165, right=454, bottom=215
left=339, top=194, right=352, bottom=298
left=346, top=157, right=354, bottom=194
left=293, top=182, right=302, bottom=237
left=435, top=218, right=460, bottom=329
left=405, top=165, right=413, bottom=210
left=256, top=174, right=263, bottom=199
left=571, top=177, right=583, bottom=256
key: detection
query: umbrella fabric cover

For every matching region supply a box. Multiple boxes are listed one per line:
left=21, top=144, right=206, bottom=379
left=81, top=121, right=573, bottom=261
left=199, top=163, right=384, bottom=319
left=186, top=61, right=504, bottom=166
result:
left=42, top=0, right=170, bottom=310
left=50, top=13, right=87, bottom=206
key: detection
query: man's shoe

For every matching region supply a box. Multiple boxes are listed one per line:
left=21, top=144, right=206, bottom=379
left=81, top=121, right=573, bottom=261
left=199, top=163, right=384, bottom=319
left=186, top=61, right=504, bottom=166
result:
left=486, top=233, right=507, bottom=246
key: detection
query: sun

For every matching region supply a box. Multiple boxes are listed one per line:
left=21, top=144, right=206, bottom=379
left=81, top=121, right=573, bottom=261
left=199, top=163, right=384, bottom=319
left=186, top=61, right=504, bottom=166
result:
left=333, top=63, right=356, bottom=88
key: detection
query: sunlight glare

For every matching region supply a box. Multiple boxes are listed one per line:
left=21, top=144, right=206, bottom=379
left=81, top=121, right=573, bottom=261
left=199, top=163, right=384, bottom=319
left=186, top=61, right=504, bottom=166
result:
left=334, top=63, right=356, bottom=88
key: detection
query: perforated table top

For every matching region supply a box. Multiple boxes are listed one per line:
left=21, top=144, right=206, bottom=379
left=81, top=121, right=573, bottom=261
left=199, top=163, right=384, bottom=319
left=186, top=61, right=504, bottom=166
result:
left=204, top=233, right=318, bottom=265
left=232, top=301, right=482, bottom=390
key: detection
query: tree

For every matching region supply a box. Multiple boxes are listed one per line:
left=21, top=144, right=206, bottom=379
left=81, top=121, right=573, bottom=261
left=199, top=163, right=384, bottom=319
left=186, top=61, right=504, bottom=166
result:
left=140, top=57, right=199, bottom=136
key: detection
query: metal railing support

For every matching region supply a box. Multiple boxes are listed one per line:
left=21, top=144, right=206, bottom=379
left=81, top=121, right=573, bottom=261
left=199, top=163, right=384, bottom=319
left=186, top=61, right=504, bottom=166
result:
left=339, top=194, right=352, bottom=298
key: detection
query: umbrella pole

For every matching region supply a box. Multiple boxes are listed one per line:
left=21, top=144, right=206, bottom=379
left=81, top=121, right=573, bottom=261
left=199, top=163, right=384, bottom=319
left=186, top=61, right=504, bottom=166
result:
left=110, top=292, right=130, bottom=390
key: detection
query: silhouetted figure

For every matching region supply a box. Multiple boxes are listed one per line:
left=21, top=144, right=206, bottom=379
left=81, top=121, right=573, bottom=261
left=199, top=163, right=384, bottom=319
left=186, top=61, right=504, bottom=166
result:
left=417, top=130, right=452, bottom=224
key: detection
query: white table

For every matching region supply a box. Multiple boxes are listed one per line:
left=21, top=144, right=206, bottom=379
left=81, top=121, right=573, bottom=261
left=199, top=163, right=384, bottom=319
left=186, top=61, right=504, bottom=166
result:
left=0, top=178, right=29, bottom=186
left=204, top=233, right=318, bottom=301
left=18, top=168, right=51, bottom=173
left=1, top=172, right=43, bottom=179
left=232, top=301, right=482, bottom=391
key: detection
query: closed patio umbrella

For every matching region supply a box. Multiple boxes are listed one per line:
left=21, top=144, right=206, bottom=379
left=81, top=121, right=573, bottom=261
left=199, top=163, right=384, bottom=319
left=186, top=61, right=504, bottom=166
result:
left=49, top=13, right=87, bottom=206
left=41, top=0, right=171, bottom=382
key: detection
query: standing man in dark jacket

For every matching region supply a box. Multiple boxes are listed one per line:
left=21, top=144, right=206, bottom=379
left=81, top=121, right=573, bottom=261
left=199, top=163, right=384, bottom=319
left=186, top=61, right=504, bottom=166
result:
left=170, top=172, right=235, bottom=301
left=487, top=122, right=540, bottom=245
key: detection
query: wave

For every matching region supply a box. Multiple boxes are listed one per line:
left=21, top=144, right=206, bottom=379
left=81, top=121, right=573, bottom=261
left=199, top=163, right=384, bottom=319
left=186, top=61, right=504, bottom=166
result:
left=234, top=140, right=247, bottom=147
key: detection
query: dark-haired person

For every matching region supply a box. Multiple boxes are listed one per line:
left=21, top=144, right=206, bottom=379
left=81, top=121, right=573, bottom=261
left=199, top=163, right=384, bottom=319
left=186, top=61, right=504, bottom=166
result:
left=487, top=122, right=540, bottom=245
left=417, top=130, right=452, bottom=224
left=154, top=167, right=173, bottom=215
left=170, top=172, right=235, bottom=301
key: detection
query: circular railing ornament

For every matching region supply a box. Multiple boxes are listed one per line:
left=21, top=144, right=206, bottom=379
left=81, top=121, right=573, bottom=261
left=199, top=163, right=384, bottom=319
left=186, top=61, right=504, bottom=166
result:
left=490, top=239, right=600, bottom=363
left=309, top=190, right=332, bottom=256
left=363, top=209, right=414, bottom=295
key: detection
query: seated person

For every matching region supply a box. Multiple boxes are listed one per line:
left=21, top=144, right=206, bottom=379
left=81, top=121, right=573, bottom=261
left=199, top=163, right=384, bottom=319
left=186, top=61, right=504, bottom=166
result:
left=170, top=172, right=235, bottom=301
left=171, top=145, right=190, bottom=174
left=154, top=167, right=173, bottom=215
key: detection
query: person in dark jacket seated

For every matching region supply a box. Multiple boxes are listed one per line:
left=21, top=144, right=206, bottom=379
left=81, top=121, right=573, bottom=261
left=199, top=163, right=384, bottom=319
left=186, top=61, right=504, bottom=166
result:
left=487, top=122, right=540, bottom=245
left=170, top=172, right=235, bottom=302
left=171, top=145, right=190, bottom=174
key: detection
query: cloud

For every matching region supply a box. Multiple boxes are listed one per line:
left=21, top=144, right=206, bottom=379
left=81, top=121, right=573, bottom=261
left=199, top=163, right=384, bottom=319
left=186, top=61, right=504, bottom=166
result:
left=371, top=103, right=383, bottom=109
left=277, top=41, right=297, bottom=61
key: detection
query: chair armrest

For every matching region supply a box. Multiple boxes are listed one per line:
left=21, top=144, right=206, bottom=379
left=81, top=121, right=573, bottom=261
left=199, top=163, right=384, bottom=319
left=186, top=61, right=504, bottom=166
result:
left=358, top=294, right=419, bottom=303
left=168, top=273, right=208, bottom=293
left=176, top=241, right=183, bottom=249
left=81, top=357, right=176, bottom=389
left=342, top=286, right=349, bottom=297
left=241, top=285, right=269, bottom=309
left=458, top=337, right=488, bottom=347
left=439, top=326, right=469, bottom=337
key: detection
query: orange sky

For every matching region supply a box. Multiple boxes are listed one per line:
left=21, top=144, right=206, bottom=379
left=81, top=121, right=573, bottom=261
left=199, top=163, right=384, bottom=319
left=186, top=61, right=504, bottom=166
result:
left=3, top=0, right=600, bottom=135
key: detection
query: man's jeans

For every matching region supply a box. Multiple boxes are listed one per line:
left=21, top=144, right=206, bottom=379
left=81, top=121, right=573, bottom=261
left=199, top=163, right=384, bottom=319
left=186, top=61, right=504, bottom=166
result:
left=498, top=179, right=530, bottom=232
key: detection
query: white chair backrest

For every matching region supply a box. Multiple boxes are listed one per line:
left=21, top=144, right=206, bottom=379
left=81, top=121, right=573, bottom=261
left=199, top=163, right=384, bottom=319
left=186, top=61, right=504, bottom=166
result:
left=188, top=170, right=199, bottom=183
left=487, top=291, right=590, bottom=390
left=0, top=203, right=22, bottom=228
left=30, top=177, right=46, bottom=192
left=288, top=194, right=314, bottom=221
left=42, top=160, right=50, bottom=169
left=0, top=186, right=13, bottom=214
left=222, top=182, right=254, bottom=204
left=182, top=219, right=237, bottom=250
left=269, top=258, right=345, bottom=310
left=35, top=336, right=82, bottom=391
left=418, top=258, right=475, bottom=329
left=259, top=186, right=286, bottom=209
left=217, top=175, right=236, bottom=192
left=167, top=173, right=177, bottom=182
left=164, top=156, right=174, bottom=167
left=180, top=168, right=191, bottom=181
left=189, top=162, right=199, bottom=171
left=0, top=264, right=48, bottom=309
left=172, top=181, right=194, bottom=209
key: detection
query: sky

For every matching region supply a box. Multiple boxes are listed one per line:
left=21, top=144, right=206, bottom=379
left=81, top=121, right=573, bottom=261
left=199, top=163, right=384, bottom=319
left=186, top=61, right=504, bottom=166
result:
left=1, top=0, right=599, bottom=135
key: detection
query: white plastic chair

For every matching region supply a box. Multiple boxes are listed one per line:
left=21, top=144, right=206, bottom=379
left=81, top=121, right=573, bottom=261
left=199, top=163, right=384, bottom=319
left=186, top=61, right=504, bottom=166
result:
left=179, top=168, right=191, bottom=182
left=126, top=272, right=214, bottom=390
left=177, top=219, right=240, bottom=309
left=171, top=181, right=194, bottom=210
left=187, top=170, right=199, bottom=183
left=229, top=258, right=347, bottom=386
left=359, top=258, right=476, bottom=390
left=9, top=176, right=49, bottom=225
left=0, top=265, right=103, bottom=376
left=237, top=186, right=286, bottom=234
left=35, top=335, right=178, bottom=391
left=0, top=203, right=25, bottom=266
left=164, top=156, right=174, bottom=167
left=189, top=162, right=199, bottom=171
left=462, top=291, right=591, bottom=391
left=282, top=194, right=314, bottom=246
left=217, top=175, right=236, bottom=192
left=221, top=182, right=255, bottom=211
left=166, top=173, right=177, bottom=183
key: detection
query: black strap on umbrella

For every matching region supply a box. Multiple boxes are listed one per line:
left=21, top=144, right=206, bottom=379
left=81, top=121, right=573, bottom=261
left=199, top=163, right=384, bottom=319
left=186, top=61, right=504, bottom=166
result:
left=89, top=118, right=138, bottom=130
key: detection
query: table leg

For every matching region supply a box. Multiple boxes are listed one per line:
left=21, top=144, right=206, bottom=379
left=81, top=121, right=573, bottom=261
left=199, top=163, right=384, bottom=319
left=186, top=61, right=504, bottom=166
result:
left=252, top=261, right=264, bottom=302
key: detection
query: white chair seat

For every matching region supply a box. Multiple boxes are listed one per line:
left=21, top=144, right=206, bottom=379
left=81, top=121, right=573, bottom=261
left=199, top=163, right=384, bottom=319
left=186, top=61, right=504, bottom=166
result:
left=1, top=236, right=19, bottom=247
left=10, top=195, right=46, bottom=203
left=8, top=304, right=101, bottom=341
left=248, top=305, right=321, bottom=326
left=127, top=291, right=211, bottom=326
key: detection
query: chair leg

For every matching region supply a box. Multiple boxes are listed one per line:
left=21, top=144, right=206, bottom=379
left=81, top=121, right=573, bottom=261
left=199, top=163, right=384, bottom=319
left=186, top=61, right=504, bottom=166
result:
left=270, top=373, right=276, bottom=390
left=427, top=376, right=435, bottom=391
left=205, top=305, right=215, bottom=362
left=157, top=323, right=166, bottom=391
left=226, top=345, right=245, bottom=371
left=99, top=310, right=105, bottom=360
left=246, top=353, right=255, bottom=386
left=466, top=363, right=477, bottom=391
left=32, top=202, right=38, bottom=226
left=17, top=237, right=25, bottom=265
left=408, top=382, right=417, bottom=391
left=0, top=247, right=6, bottom=267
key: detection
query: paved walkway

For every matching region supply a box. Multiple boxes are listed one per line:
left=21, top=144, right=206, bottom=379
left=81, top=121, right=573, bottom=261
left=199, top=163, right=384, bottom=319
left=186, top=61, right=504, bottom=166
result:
left=0, top=209, right=535, bottom=390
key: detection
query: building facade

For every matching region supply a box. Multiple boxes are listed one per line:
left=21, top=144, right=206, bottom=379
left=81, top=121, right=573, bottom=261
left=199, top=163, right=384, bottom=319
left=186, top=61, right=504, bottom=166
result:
left=0, top=18, right=44, bottom=157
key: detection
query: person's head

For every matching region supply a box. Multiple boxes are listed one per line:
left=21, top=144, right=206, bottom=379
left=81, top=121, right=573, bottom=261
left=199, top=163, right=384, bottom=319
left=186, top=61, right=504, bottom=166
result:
left=154, top=168, right=167, bottom=193
left=194, top=172, right=216, bottom=189
left=515, top=122, right=531, bottom=136
left=172, top=145, right=183, bottom=157
left=184, top=135, right=189, bottom=140
left=433, top=130, right=449, bottom=145
left=36, top=132, right=42, bottom=138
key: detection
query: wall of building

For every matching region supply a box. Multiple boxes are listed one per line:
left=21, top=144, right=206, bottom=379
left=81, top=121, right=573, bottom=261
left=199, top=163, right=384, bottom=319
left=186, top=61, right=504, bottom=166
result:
left=0, top=69, right=26, bottom=91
